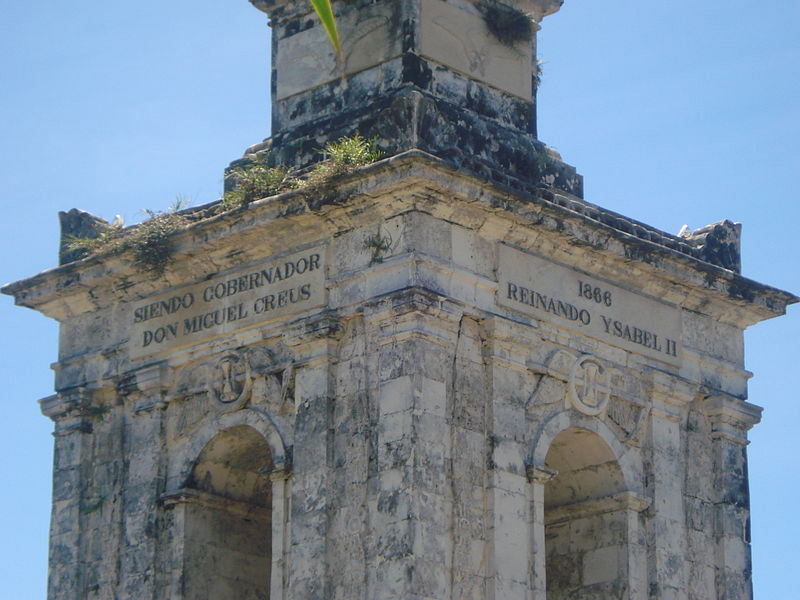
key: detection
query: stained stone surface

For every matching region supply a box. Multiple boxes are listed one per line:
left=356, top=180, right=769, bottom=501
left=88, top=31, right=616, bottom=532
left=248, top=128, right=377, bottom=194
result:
left=239, top=0, right=584, bottom=198
left=2, top=1, right=797, bottom=599
left=4, top=151, right=796, bottom=599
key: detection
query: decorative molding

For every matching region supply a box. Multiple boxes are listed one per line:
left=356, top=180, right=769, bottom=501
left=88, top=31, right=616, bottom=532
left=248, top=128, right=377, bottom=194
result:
left=567, top=354, right=611, bottom=417
left=160, top=488, right=268, bottom=518
left=40, top=387, right=92, bottom=423
left=526, top=464, right=558, bottom=484
left=544, top=491, right=651, bottom=525
left=529, top=349, right=648, bottom=440
left=702, top=393, right=762, bottom=444
left=207, top=352, right=253, bottom=408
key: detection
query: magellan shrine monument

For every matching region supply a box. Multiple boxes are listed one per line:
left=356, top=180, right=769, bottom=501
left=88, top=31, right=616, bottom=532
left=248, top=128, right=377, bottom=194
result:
left=3, top=1, right=796, bottom=599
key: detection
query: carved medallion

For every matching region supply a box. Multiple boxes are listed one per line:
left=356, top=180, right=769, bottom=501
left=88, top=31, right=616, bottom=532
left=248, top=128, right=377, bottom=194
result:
left=208, top=352, right=252, bottom=407
left=567, top=354, right=611, bottom=417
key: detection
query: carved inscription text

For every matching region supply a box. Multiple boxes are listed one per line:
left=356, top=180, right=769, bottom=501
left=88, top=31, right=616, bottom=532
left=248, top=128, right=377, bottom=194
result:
left=129, top=247, right=325, bottom=359
left=497, top=245, right=682, bottom=365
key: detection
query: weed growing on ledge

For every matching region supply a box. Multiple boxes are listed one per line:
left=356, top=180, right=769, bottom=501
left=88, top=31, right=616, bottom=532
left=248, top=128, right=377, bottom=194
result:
left=533, top=59, right=543, bottom=92
left=65, top=223, right=125, bottom=255
left=480, top=1, right=534, bottom=47
left=219, top=135, right=382, bottom=210
left=305, top=135, right=383, bottom=190
left=66, top=198, right=189, bottom=276
left=64, top=136, right=384, bottom=274
left=129, top=203, right=189, bottom=275
left=220, top=163, right=299, bottom=212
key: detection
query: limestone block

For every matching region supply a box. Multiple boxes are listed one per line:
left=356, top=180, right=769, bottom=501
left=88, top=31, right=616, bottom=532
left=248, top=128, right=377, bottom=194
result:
left=275, top=2, right=402, bottom=100
left=420, top=0, right=534, bottom=100
left=491, top=442, right=527, bottom=477
left=378, top=438, right=414, bottom=470
left=379, top=375, right=413, bottom=416
left=52, top=467, right=79, bottom=502
left=452, top=226, right=495, bottom=278
left=687, top=559, right=716, bottom=600
left=582, top=545, right=622, bottom=585
left=654, top=547, right=687, bottom=589
left=405, top=211, right=454, bottom=262
left=420, top=376, right=446, bottom=417
left=417, top=489, right=450, bottom=524
left=451, top=571, right=485, bottom=600
left=682, top=310, right=744, bottom=365
left=492, top=491, right=529, bottom=577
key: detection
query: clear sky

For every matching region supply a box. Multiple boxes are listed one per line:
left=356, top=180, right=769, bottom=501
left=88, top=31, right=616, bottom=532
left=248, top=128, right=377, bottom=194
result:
left=1, top=1, right=797, bottom=597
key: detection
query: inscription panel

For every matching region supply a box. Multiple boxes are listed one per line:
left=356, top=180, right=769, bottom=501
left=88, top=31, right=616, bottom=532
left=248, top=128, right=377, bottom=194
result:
left=128, top=247, right=325, bottom=360
left=497, top=245, right=682, bottom=365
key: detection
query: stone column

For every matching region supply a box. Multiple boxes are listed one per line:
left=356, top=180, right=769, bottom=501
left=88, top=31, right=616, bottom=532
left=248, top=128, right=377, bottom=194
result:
left=283, top=314, right=341, bottom=599
left=702, top=394, right=761, bottom=600
left=620, top=492, right=650, bottom=600
left=117, top=364, right=167, bottom=599
left=40, top=388, right=92, bottom=600
left=647, top=373, right=695, bottom=600
left=363, top=291, right=459, bottom=599
left=526, top=466, right=556, bottom=600
left=269, top=468, right=292, bottom=600
left=483, top=317, right=539, bottom=599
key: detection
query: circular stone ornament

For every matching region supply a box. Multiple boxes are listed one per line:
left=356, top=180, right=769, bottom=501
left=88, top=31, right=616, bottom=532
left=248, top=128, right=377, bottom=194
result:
left=567, top=354, right=611, bottom=417
left=208, top=352, right=253, bottom=408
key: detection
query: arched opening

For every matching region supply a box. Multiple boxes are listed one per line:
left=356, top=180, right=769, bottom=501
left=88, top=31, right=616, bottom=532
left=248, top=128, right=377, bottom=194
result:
left=182, top=425, right=273, bottom=599
left=543, top=426, right=630, bottom=599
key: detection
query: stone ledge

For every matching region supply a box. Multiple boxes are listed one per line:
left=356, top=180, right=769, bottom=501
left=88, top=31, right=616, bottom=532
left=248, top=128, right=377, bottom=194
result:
left=2, top=151, right=796, bottom=327
left=161, top=488, right=270, bottom=518
left=544, top=491, right=651, bottom=525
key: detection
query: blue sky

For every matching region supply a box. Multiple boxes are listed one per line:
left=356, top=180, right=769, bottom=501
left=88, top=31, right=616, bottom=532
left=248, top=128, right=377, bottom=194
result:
left=1, top=1, right=797, bottom=597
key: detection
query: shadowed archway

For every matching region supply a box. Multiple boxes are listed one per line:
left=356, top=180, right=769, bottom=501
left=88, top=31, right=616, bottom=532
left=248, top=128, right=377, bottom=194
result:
left=544, top=426, right=631, bottom=599
left=182, top=425, right=274, bottom=600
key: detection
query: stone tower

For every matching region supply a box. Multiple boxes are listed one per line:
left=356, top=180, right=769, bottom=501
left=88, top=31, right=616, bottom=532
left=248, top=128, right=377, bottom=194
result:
left=2, top=1, right=796, bottom=599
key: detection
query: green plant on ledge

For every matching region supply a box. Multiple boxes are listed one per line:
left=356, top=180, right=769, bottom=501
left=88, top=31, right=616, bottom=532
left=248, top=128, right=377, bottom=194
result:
left=129, top=204, right=189, bottom=275
left=65, top=136, right=383, bottom=274
left=66, top=199, right=189, bottom=276
left=220, top=163, right=299, bottom=212
left=220, top=135, right=382, bottom=209
left=65, top=222, right=125, bottom=255
left=305, top=134, right=383, bottom=189
left=480, top=1, right=535, bottom=47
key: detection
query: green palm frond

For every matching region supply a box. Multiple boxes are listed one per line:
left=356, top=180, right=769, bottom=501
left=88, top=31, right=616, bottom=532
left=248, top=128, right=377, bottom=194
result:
left=309, top=0, right=340, bottom=53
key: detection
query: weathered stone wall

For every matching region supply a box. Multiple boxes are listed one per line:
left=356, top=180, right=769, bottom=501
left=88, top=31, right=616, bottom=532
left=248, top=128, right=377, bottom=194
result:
left=8, top=152, right=792, bottom=599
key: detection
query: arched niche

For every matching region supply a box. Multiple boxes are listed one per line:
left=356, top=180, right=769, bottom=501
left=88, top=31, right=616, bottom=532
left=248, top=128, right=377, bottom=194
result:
left=544, top=427, right=628, bottom=598
left=164, top=424, right=282, bottom=600
left=527, top=414, right=648, bottom=600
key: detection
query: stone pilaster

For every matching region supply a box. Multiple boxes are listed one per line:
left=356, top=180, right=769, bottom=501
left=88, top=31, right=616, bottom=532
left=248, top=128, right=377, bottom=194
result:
left=483, top=317, right=539, bottom=599
left=269, top=468, right=292, bottom=600
left=40, top=388, right=93, bottom=600
left=526, top=465, right=556, bottom=600
left=116, top=363, right=167, bottom=599
left=363, top=291, right=461, bottom=599
left=702, top=393, right=761, bottom=600
left=284, top=313, right=342, bottom=599
left=646, top=372, right=695, bottom=600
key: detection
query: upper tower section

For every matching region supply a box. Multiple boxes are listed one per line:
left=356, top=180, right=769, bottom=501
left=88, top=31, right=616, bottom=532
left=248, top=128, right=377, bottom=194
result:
left=245, top=0, right=581, bottom=196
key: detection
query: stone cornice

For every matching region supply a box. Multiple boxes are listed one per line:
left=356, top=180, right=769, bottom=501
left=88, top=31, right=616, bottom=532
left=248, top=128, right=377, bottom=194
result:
left=702, top=393, right=762, bottom=443
left=3, top=151, right=795, bottom=329
left=160, top=488, right=270, bottom=518
left=543, top=491, right=651, bottom=525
